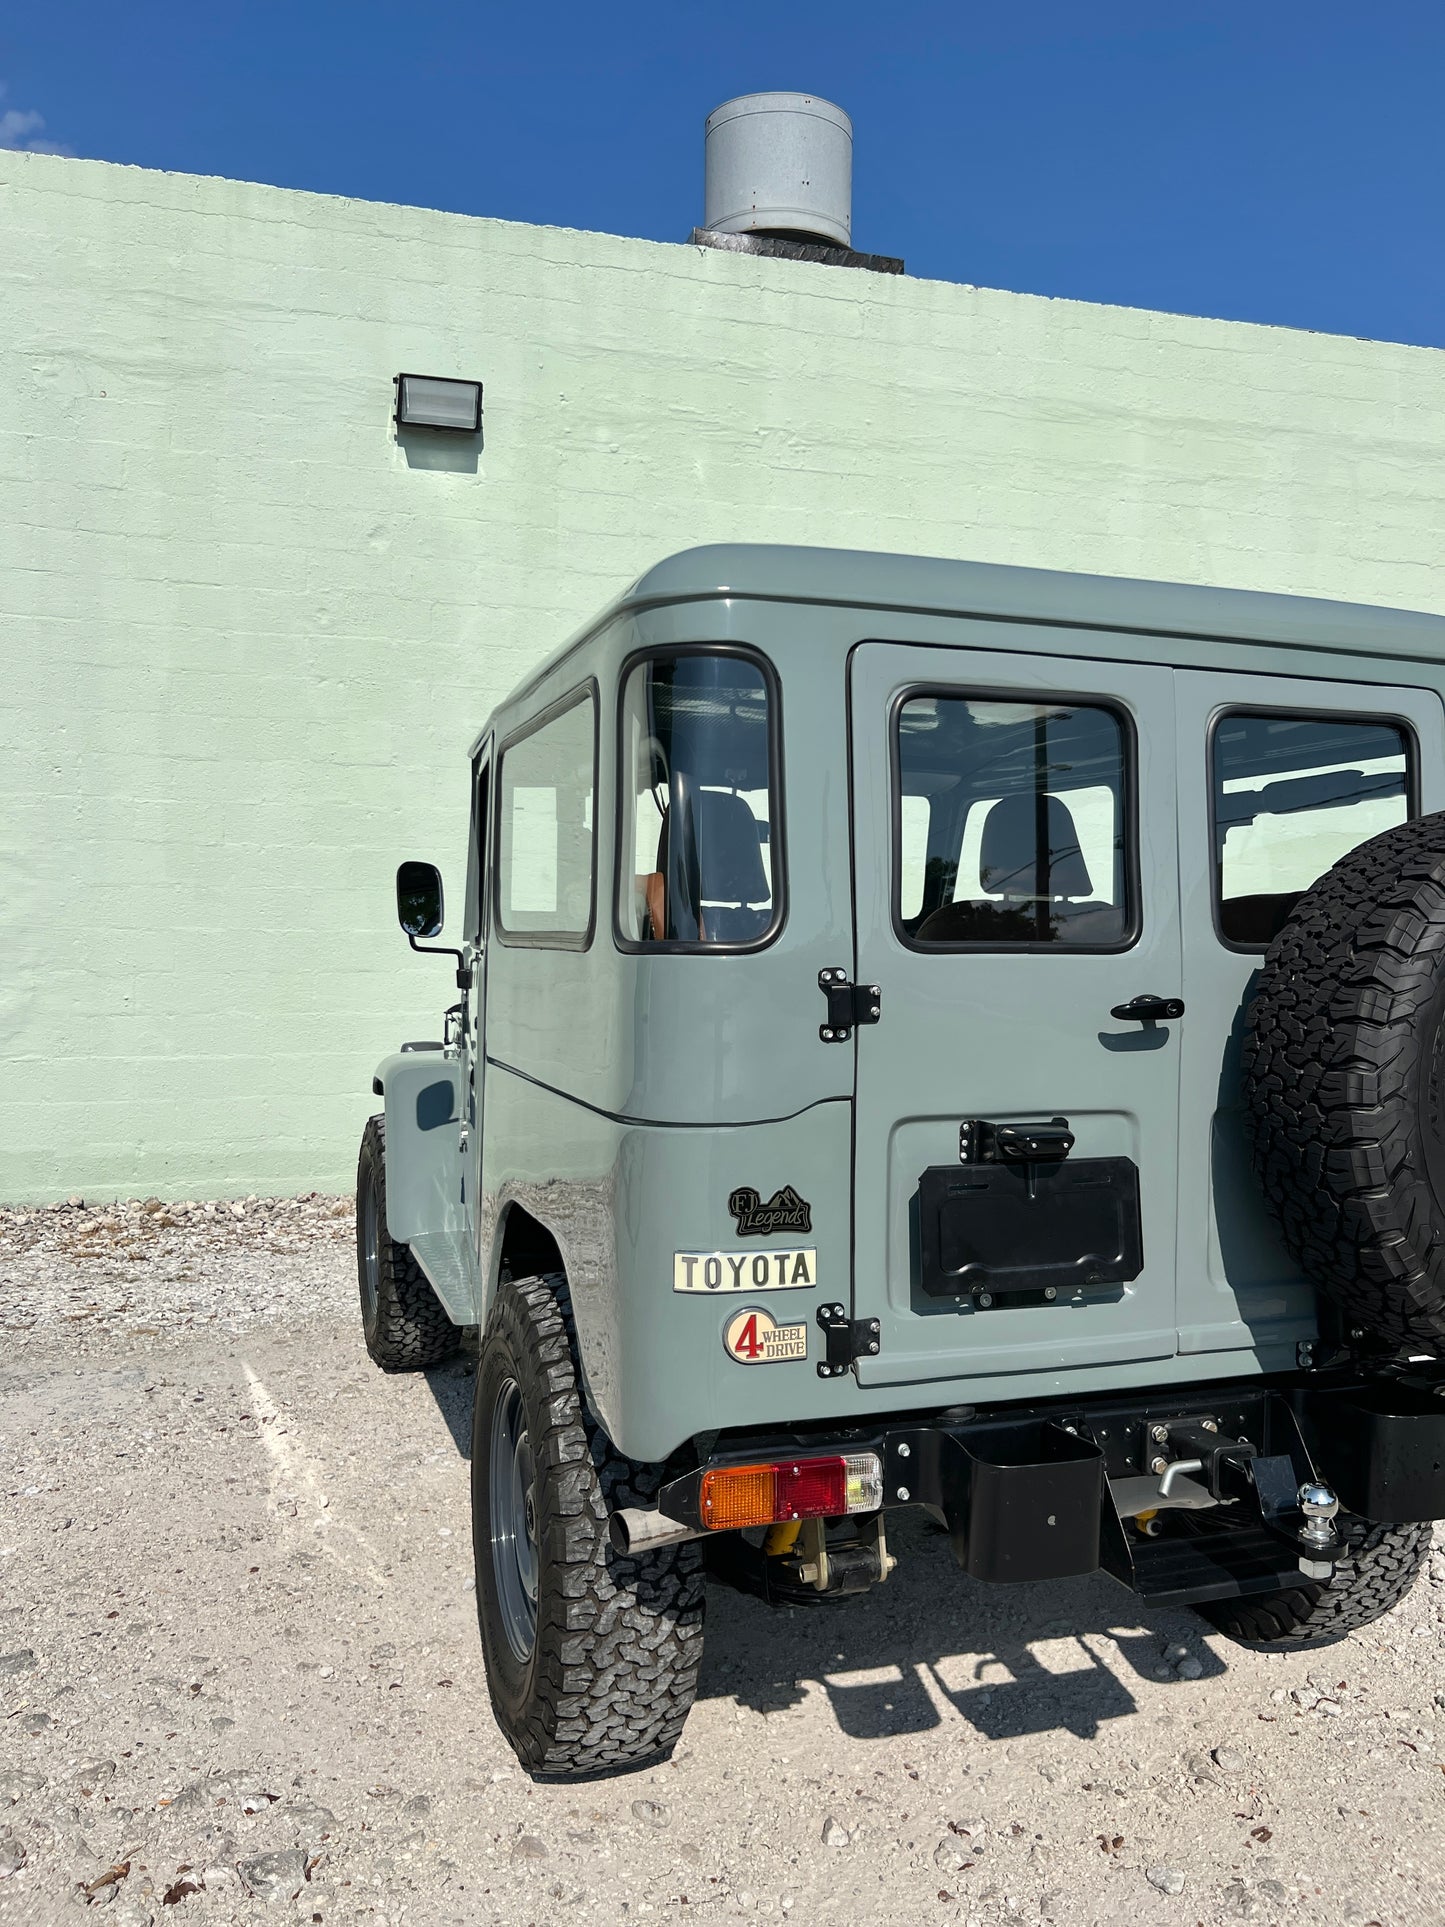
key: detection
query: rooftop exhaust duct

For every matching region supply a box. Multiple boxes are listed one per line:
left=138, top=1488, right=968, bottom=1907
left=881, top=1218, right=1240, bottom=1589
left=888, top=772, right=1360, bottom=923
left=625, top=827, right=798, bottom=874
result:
left=703, top=92, right=853, bottom=248
left=693, top=92, right=902, bottom=275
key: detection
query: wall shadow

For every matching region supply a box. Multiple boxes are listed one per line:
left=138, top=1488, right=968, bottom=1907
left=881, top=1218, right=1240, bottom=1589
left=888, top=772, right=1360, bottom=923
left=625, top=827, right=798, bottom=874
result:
left=398, top=429, right=483, bottom=474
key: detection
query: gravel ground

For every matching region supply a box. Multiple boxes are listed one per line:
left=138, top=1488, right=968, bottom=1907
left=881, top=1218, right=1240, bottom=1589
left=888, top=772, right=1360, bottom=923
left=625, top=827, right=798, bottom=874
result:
left=3, top=1198, right=1445, bottom=1926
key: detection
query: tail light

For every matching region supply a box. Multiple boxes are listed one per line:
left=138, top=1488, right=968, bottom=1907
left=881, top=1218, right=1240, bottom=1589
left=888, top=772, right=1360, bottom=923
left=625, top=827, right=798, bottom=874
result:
left=699, top=1452, right=883, bottom=1532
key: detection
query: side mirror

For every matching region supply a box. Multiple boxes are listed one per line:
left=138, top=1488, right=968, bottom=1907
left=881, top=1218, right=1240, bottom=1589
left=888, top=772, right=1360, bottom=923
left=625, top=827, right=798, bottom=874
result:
left=397, top=861, right=444, bottom=939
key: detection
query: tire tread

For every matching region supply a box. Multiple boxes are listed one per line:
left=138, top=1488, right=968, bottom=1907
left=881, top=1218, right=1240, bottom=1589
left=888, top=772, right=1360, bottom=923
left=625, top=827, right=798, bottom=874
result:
left=1202, top=1514, right=1431, bottom=1645
left=1242, top=813, right=1445, bottom=1350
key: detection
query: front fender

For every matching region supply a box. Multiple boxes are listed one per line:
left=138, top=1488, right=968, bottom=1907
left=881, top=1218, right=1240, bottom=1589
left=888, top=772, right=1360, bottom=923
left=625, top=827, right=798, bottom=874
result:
left=372, top=1051, right=474, bottom=1321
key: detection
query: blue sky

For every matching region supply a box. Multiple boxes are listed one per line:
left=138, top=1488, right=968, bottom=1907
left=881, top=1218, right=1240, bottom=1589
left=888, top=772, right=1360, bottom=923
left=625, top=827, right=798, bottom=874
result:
left=3, top=2, right=1442, bottom=348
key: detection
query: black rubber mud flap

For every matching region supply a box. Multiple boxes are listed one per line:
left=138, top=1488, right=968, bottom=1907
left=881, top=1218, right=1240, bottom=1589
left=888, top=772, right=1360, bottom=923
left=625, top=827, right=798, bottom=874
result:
left=1243, top=813, right=1445, bottom=1352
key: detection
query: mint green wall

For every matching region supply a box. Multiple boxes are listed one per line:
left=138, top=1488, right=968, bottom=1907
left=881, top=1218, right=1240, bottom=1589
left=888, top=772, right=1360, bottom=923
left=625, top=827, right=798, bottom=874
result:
left=3, top=149, right=1444, bottom=1201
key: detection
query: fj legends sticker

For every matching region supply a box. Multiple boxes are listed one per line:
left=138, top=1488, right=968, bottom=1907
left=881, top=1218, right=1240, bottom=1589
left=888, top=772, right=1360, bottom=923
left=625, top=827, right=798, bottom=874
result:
left=723, top=1307, right=809, bottom=1365
left=727, top=1185, right=813, bottom=1237
left=674, top=1249, right=818, bottom=1293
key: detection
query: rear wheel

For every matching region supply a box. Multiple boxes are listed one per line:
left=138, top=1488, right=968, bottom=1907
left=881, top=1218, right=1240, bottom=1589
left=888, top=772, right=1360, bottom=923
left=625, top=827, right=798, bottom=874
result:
left=1199, top=1513, right=1431, bottom=1645
left=355, top=1115, right=458, bottom=1372
left=472, top=1272, right=705, bottom=1777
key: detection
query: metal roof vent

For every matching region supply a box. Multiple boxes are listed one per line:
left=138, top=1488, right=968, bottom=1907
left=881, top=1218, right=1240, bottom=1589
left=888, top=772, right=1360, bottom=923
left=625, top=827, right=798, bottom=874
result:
left=704, top=92, right=852, bottom=248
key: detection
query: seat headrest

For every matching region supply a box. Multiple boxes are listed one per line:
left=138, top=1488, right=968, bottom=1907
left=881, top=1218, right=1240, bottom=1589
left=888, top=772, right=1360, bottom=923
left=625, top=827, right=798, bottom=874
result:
left=693, top=788, right=769, bottom=906
left=979, top=793, right=1094, bottom=900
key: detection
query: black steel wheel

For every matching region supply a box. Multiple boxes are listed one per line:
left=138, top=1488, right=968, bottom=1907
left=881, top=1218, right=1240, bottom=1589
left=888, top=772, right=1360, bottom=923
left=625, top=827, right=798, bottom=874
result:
left=1199, top=1512, right=1431, bottom=1645
left=1243, top=813, right=1445, bottom=1351
left=472, top=1272, right=705, bottom=1777
left=487, top=1376, right=540, bottom=1663
left=354, top=1115, right=458, bottom=1372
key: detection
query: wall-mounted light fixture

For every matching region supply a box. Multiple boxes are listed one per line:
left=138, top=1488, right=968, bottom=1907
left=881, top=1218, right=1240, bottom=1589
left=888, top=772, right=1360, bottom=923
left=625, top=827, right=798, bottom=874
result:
left=394, top=373, right=483, bottom=433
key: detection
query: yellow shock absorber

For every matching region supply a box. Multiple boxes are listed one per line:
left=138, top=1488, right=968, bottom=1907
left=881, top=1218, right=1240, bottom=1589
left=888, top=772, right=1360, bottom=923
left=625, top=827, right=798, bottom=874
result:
left=764, top=1519, right=802, bottom=1556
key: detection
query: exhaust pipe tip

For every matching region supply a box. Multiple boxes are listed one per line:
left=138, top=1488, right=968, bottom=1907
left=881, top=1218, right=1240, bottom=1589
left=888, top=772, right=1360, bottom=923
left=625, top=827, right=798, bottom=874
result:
left=608, top=1506, right=702, bottom=1555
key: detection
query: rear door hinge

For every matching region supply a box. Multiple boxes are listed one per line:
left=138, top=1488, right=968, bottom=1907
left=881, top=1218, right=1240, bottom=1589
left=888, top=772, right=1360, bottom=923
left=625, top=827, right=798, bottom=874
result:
left=818, top=968, right=881, bottom=1043
left=816, top=1301, right=881, bottom=1377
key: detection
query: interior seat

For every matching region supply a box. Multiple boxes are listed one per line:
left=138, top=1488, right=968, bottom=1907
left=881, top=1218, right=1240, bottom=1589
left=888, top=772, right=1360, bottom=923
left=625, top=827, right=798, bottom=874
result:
left=916, top=792, right=1119, bottom=944
left=692, top=789, right=772, bottom=942
left=640, top=789, right=772, bottom=943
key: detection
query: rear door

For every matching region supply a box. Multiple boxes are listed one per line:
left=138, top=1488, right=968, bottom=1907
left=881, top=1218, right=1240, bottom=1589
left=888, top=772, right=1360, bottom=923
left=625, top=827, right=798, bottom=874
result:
left=1172, top=669, right=1445, bottom=1354
left=848, top=636, right=1183, bottom=1388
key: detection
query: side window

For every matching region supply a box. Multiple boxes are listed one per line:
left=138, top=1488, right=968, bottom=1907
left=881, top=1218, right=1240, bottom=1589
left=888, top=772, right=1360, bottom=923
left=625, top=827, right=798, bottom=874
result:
left=896, top=696, right=1132, bottom=948
left=496, top=690, right=597, bottom=944
left=1212, top=713, right=1413, bottom=948
left=618, top=651, right=781, bottom=948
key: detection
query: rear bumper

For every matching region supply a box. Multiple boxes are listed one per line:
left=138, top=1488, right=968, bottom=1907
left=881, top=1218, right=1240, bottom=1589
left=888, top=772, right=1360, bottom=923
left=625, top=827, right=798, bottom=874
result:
left=650, top=1367, right=1445, bottom=1607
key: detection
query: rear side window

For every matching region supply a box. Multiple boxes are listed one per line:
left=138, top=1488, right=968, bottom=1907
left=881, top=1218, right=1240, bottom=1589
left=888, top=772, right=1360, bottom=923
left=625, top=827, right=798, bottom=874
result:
left=496, top=688, right=597, bottom=944
left=618, top=651, right=781, bottom=949
left=1212, top=712, right=1414, bottom=948
left=896, top=695, right=1132, bottom=948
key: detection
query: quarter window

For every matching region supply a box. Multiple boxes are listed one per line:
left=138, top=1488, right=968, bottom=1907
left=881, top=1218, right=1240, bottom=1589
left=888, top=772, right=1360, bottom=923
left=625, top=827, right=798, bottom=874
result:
left=1212, top=713, right=1413, bottom=947
left=497, top=690, right=596, bottom=942
left=619, top=652, right=780, bottom=947
left=897, top=696, right=1131, bottom=948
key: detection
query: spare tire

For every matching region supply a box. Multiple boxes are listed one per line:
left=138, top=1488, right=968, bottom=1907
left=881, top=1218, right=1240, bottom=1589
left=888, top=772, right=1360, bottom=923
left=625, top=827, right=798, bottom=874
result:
left=1243, top=813, right=1445, bottom=1352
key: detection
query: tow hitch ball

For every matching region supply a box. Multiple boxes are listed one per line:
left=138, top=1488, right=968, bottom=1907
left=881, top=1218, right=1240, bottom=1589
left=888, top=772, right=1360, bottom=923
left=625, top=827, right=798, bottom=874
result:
left=1297, top=1482, right=1342, bottom=1579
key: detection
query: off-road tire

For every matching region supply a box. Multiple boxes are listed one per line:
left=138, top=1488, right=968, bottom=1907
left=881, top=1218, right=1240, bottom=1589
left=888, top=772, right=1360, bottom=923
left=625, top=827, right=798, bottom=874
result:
left=1199, top=1513, right=1431, bottom=1645
left=1243, top=814, right=1445, bottom=1351
left=472, top=1272, right=705, bottom=1777
left=355, top=1114, right=457, bottom=1372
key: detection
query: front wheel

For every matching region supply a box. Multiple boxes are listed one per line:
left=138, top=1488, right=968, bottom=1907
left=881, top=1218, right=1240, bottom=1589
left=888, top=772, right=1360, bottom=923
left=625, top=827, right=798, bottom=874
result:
left=472, top=1273, right=705, bottom=1777
left=1198, top=1512, right=1432, bottom=1645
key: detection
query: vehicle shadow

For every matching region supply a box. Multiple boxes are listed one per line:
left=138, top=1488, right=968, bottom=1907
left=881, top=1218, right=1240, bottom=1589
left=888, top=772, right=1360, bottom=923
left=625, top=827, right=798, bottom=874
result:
left=423, top=1358, right=476, bottom=1456
left=424, top=1365, right=1224, bottom=1746
left=695, top=1512, right=1225, bottom=1745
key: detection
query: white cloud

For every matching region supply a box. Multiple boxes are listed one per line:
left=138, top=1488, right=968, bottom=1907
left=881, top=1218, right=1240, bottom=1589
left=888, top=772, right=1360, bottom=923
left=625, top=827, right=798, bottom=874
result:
left=0, top=82, right=70, bottom=155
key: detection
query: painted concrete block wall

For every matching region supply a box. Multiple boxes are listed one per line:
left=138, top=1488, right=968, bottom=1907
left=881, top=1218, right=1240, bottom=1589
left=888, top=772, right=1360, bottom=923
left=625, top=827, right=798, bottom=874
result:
left=2, top=149, right=1443, bottom=1202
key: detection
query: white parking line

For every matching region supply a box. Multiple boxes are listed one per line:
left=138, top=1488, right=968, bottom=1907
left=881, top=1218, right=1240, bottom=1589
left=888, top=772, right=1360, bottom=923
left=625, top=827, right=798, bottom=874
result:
left=241, top=1360, right=389, bottom=1592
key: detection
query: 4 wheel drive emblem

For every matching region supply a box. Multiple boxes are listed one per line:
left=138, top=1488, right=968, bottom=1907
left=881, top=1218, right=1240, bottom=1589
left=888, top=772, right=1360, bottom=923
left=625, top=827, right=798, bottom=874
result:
left=728, top=1184, right=813, bottom=1237
left=723, top=1307, right=809, bottom=1365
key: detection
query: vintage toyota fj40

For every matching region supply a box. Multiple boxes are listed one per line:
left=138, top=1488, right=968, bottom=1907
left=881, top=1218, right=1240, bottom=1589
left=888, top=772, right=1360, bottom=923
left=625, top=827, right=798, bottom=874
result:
left=358, top=544, right=1445, bottom=1776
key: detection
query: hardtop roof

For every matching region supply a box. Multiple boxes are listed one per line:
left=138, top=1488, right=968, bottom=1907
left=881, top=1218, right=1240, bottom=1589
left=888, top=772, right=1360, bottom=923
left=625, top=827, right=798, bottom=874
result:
left=474, top=543, right=1445, bottom=753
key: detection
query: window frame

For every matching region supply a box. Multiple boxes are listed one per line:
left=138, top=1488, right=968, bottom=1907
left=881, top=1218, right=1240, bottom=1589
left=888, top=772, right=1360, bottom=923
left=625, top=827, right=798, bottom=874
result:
left=1207, top=703, right=1420, bottom=956
left=613, top=642, right=788, bottom=957
left=492, top=680, right=600, bottom=952
left=465, top=738, right=493, bottom=945
left=889, top=682, right=1142, bottom=956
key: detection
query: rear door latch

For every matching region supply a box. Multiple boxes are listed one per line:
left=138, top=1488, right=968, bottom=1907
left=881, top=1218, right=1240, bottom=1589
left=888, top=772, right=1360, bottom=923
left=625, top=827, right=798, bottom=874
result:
left=819, top=968, right=881, bottom=1043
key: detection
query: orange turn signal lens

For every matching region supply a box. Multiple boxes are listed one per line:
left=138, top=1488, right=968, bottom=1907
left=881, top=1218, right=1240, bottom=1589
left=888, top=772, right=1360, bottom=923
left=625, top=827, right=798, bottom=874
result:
left=700, top=1464, right=780, bottom=1531
left=699, top=1454, right=883, bottom=1531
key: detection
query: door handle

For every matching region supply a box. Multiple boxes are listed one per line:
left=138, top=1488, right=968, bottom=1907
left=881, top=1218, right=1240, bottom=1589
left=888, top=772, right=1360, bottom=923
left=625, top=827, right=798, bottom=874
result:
left=1110, top=994, right=1184, bottom=1023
